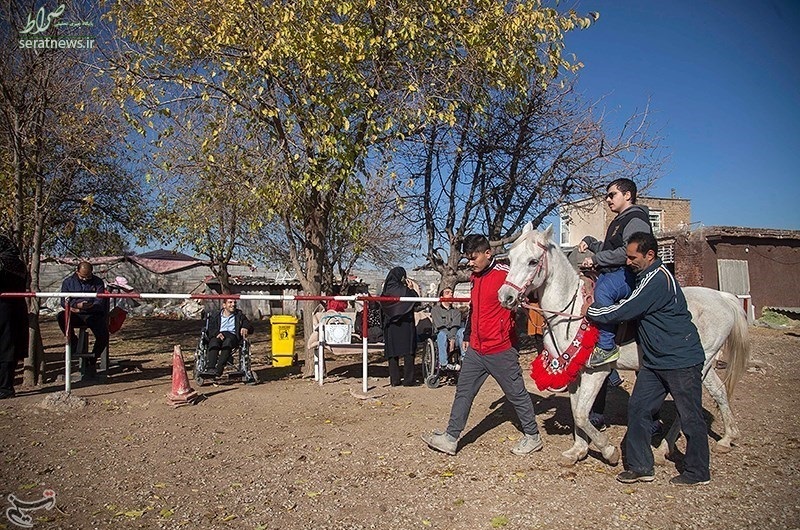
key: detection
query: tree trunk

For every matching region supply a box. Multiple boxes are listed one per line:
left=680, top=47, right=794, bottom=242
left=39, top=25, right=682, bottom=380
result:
left=217, top=263, right=231, bottom=294
left=12, top=114, right=24, bottom=249
left=23, top=179, right=46, bottom=386
left=298, top=208, right=325, bottom=377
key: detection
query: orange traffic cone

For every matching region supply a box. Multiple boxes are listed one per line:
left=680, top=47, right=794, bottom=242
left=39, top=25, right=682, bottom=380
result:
left=167, top=345, right=201, bottom=407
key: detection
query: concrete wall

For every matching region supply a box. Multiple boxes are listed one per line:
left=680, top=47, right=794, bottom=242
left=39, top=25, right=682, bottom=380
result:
left=560, top=198, right=605, bottom=247
left=39, top=260, right=254, bottom=296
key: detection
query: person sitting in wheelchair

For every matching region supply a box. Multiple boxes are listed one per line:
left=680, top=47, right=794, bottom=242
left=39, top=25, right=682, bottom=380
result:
left=431, top=288, right=466, bottom=371
left=200, top=298, right=253, bottom=378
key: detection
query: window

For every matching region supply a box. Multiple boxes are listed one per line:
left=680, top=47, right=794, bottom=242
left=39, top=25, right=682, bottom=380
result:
left=649, top=210, right=663, bottom=234
left=560, top=213, right=571, bottom=246
left=658, top=242, right=674, bottom=264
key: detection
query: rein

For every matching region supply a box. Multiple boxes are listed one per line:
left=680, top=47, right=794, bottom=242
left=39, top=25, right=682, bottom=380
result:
left=525, top=282, right=582, bottom=348
left=521, top=299, right=583, bottom=319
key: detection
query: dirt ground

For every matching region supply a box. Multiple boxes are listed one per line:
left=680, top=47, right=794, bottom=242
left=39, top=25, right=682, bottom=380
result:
left=0, top=317, right=798, bottom=530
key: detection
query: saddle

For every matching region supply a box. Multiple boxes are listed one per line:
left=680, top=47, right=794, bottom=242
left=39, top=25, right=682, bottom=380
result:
left=579, top=268, right=635, bottom=345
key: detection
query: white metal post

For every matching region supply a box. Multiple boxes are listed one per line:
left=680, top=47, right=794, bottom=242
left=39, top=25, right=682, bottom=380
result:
left=362, top=337, right=368, bottom=394
left=317, top=339, right=324, bottom=386
left=64, top=297, right=72, bottom=394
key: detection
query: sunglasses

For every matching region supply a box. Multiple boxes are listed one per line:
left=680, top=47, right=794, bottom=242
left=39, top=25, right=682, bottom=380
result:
left=606, top=191, right=618, bottom=199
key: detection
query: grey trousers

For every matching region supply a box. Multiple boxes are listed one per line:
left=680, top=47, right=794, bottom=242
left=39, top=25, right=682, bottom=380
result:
left=446, top=347, right=539, bottom=439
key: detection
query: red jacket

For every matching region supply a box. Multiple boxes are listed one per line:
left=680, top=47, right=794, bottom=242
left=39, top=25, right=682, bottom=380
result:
left=464, top=259, right=516, bottom=355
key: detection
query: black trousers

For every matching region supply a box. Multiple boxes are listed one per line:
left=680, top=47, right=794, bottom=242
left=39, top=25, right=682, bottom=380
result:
left=207, top=331, right=239, bottom=376
left=0, top=361, right=17, bottom=397
left=57, top=311, right=109, bottom=357
left=388, top=355, right=415, bottom=386
left=626, top=364, right=709, bottom=481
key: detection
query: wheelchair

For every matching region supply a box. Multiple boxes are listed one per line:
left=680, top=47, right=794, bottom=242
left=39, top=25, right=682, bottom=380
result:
left=422, top=332, right=462, bottom=389
left=193, top=323, right=258, bottom=386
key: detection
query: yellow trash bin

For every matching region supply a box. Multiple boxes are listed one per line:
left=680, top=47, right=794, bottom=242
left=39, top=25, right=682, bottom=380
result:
left=270, top=314, right=298, bottom=367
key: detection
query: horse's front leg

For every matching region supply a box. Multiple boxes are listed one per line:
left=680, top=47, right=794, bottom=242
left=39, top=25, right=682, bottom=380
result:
left=562, top=371, right=620, bottom=467
left=560, top=382, right=589, bottom=466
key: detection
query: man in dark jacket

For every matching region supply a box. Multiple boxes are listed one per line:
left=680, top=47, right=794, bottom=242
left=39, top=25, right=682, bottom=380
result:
left=0, top=236, right=29, bottom=399
left=424, top=234, right=542, bottom=456
left=57, top=262, right=108, bottom=379
left=202, top=298, right=253, bottom=378
left=587, top=232, right=710, bottom=486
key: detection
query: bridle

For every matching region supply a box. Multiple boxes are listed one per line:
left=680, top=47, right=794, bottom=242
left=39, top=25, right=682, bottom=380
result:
left=502, top=241, right=549, bottom=301
left=503, top=238, right=585, bottom=357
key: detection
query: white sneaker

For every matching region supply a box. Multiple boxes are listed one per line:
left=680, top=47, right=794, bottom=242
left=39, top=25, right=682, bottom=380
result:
left=511, top=433, right=543, bottom=455
left=423, top=431, right=458, bottom=455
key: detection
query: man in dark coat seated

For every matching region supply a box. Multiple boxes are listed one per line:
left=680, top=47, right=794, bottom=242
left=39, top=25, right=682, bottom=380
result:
left=202, top=298, right=253, bottom=378
left=0, top=236, right=29, bottom=399
left=57, top=261, right=108, bottom=380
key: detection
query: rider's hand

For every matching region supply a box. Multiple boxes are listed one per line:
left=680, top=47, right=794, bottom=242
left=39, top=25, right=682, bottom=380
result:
left=577, top=240, right=588, bottom=253
left=240, top=328, right=248, bottom=339
left=581, top=256, right=594, bottom=268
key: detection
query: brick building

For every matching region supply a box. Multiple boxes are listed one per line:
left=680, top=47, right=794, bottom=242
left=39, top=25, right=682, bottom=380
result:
left=559, top=195, right=691, bottom=247
left=660, top=226, right=800, bottom=318
left=558, top=195, right=800, bottom=318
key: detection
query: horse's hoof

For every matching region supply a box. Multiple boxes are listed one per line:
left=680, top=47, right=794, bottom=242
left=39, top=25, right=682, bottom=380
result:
left=653, top=441, right=668, bottom=465
left=558, top=454, right=578, bottom=467
left=606, top=446, right=620, bottom=466
left=712, top=442, right=732, bottom=454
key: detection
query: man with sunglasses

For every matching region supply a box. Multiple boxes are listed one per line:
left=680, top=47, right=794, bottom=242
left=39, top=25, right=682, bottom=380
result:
left=578, top=178, right=652, bottom=368
left=580, top=179, right=660, bottom=434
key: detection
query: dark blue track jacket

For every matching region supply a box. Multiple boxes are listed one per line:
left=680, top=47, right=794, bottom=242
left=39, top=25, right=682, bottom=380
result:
left=586, top=258, right=704, bottom=370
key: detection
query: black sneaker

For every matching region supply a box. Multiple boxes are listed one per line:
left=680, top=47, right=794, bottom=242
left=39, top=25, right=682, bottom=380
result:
left=650, top=420, right=663, bottom=436
left=589, top=413, right=607, bottom=432
left=669, top=474, right=710, bottom=486
left=588, top=346, right=620, bottom=368
left=616, top=470, right=655, bottom=484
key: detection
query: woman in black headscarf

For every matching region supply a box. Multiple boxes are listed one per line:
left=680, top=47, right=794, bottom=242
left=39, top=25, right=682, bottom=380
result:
left=0, top=235, right=29, bottom=399
left=380, top=267, right=419, bottom=386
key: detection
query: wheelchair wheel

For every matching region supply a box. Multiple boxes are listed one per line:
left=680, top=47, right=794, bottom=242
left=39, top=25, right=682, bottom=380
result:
left=425, top=374, right=440, bottom=389
left=422, top=338, right=439, bottom=388
left=193, top=343, right=207, bottom=382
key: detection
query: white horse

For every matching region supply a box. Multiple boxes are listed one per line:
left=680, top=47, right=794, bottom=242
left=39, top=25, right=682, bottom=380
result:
left=498, top=224, right=750, bottom=467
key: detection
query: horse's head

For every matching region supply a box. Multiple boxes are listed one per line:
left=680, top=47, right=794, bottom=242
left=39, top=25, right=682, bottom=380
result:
left=498, top=222, right=554, bottom=309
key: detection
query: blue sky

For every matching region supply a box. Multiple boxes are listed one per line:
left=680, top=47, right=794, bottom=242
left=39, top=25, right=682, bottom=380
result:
left=562, top=0, right=800, bottom=230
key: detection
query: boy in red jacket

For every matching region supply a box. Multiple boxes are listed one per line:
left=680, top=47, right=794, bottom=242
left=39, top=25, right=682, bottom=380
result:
left=424, top=234, right=542, bottom=456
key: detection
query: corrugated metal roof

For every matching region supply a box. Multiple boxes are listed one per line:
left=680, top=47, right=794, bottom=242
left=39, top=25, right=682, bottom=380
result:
left=136, top=249, right=202, bottom=261
left=763, top=307, right=800, bottom=317
left=206, top=276, right=303, bottom=287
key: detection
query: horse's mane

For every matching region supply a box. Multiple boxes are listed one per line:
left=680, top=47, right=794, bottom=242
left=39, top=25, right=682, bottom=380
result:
left=509, top=231, right=531, bottom=250
left=510, top=228, right=549, bottom=251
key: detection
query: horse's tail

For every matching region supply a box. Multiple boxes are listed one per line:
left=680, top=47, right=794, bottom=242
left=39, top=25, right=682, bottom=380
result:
left=720, top=293, right=751, bottom=397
